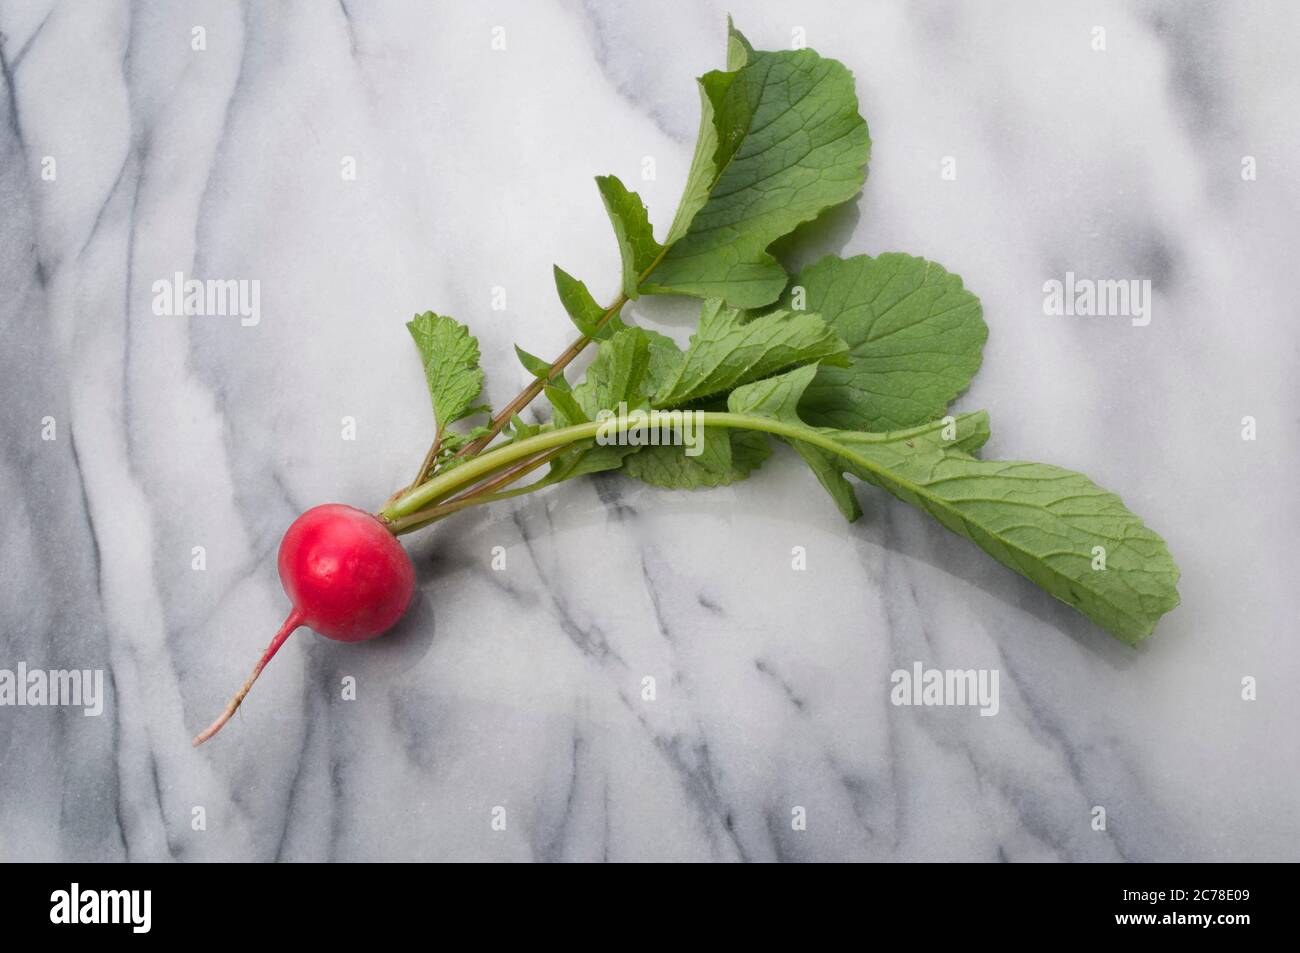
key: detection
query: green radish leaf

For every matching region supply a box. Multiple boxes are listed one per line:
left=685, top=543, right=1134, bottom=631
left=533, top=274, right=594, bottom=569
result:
left=431, top=424, right=495, bottom=473
left=548, top=444, right=632, bottom=482
left=727, top=364, right=862, bottom=519
left=622, top=430, right=770, bottom=489
left=544, top=385, right=588, bottom=427
left=514, top=344, right=553, bottom=379
left=505, top=415, right=542, bottom=441
left=571, top=327, right=656, bottom=418
left=727, top=368, right=1180, bottom=642
left=406, top=312, right=488, bottom=428
left=841, top=427, right=1180, bottom=643
left=553, top=265, right=627, bottom=341
left=643, top=329, right=687, bottom=395
left=652, top=299, right=849, bottom=407
left=515, top=344, right=572, bottom=391
left=640, top=27, right=871, bottom=308
left=725, top=17, right=755, bottom=70
left=437, top=425, right=494, bottom=453
left=787, top=254, right=988, bottom=431
left=617, top=321, right=777, bottom=490
left=595, top=175, right=664, bottom=299
left=548, top=327, right=660, bottom=479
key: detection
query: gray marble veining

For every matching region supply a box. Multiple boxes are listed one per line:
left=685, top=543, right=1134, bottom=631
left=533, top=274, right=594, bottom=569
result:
left=1, top=0, right=1297, bottom=862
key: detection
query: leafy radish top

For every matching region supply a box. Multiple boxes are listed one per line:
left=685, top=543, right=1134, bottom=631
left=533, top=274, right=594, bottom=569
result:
left=379, top=20, right=1179, bottom=643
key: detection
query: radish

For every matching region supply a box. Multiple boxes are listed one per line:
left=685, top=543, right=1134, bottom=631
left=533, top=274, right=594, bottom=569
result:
left=192, top=504, right=415, bottom=746
left=190, top=22, right=1182, bottom=751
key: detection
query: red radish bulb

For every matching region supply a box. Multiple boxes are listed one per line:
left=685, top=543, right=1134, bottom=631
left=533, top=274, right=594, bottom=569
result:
left=192, top=504, right=416, bottom=746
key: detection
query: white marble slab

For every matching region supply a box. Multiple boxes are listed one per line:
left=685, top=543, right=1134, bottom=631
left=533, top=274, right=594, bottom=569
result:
left=1, top=0, right=1297, bottom=861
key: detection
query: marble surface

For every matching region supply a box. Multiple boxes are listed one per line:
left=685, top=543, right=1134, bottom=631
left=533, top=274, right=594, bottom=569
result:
left=1, top=0, right=1297, bottom=863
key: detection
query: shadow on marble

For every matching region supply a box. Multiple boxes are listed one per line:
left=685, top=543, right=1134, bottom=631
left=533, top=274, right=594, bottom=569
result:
left=403, top=457, right=1150, bottom=670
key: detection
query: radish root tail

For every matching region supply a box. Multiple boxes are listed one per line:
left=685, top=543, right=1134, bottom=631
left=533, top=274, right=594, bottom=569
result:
left=192, top=609, right=305, bottom=747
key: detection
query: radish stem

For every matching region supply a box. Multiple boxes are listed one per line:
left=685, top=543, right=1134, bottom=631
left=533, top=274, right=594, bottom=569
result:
left=385, top=421, right=607, bottom=519
left=382, top=411, right=927, bottom=525
left=411, top=424, right=445, bottom=487
left=387, top=446, right=568, bottom=534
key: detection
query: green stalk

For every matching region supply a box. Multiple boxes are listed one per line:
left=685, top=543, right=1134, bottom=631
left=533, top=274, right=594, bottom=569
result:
left=384, top=421, right=605, bottom=520
left=387, top=472, right=567, bottom=536
left=381, top=411, right=920, bottom=524
left=386, top=447, right=568, bottom=535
